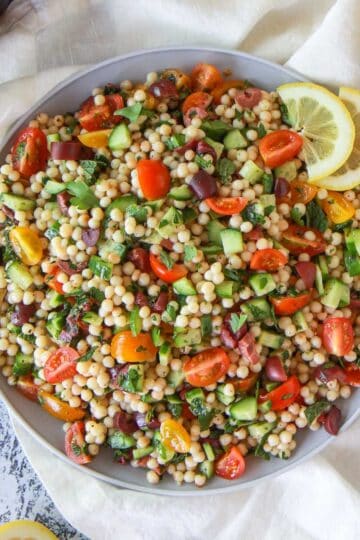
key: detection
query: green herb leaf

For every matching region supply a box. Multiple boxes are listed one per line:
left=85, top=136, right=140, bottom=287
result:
left=333, top=219, right=353, bottom=232
left=223, top=268, right=246, bottom=283
left=89, top=256, right=113, bottom=280
left=242, top=203, right=265, bottom=225
left=261, top=172, right=273, bottom=194
left=165, top=303, right=177, bottom=322
left=125, top=204, right=148, bottom=223
left=215, top=158, right=236, bottom=184
left=114, top=103, right=142, bottom=122
left=44, top=221, right=60, bottom=240
left=151, top=327, right=163, bottom=347
left=290, top=207, right=304, bottom=226
left=201, top=120, right=231, bottom=141
left=279, top=103, right=291, bottom=125
left=184, top=245, right=197, bottom=263
left=66, top=181, right=98, bottom=210
left=130, top=306, right=142, bottom=336
left=200, top=314, right=212, bottom=338
left=165, top=134, right=186, bottom=150
left=3, top=230, right=19, bottom=263
left=257, top=123, right=267, bottom=138
left=77, top=347, right=97, bottom=362
left=168, top=402, right=182, bottom=418
left=119, top=366, right=143, bottom=393
left=229, top=313, right=247, bottom=334
left=198, top=409, right=215, bottom=431
left=195, top=154, right=212, bottom=170
left=305, top=200, right=328, bottom=233
left=305, top=400, right=329, bottom=425
left=160, top=250, right=174, bottom=269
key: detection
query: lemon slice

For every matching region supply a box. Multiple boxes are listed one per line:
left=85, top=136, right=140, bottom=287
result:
left=277, top=82, right=355, bottom=184
left=0, top=520, right=57, bottom=540
left=312, top=87, right=360, bottom=191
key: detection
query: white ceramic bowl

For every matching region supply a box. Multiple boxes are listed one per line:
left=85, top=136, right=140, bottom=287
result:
left=1, top=47, right=359, bottom=496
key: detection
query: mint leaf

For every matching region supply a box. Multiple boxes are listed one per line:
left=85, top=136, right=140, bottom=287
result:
left=66, top=181, right=98, bottom=210
left=114, top=103, right=142, bottom=122
left=305, top=400, right=329, bottom=424
left=305, top=200, right=328, bottom=233
left=195, top=154, right=212, bottom=170
left=229, top=313, right=247, bottom=334
left=160, top=250, right=174, bottom=269
left=216, top=158, right=236, bottom=184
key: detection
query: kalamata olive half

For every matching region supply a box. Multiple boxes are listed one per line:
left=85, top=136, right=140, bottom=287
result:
left=324, top=405, right=342, bottom=435
left=148, top=80, right=178, bottom=99
left=51, top=141, right=83, bottom=161
left=11, top=302, right=37, bottom=326
left=82, top=228, right=100, bottom=247
left=265, top=356, right=287, bottom=382
left=128, top=247, right=151, bottom=273
left=274, top=177, right=290, bottom=198
left=189, top=170, right=218, bottom=200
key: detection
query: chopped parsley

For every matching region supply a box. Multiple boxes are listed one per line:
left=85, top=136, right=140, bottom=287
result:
left=114, top=103, right=142, bottom=122
left=200, top=314, right=212, bottom=338
left=305, top=200, right=328, bottom=233
left=305, top=400, right=329, bottom=424
left=194, top=154, right=212, bottom=170
left=66, top=181, right=98, bottom=210
left=215, top=158, right=236, bottom=184
left=160, top=250, right=174, bottom=269
left=201, top=120, right=231, bottom=141
left=129, top=306, right=142, bottom=336
left=77, top=347, right=97, bottom=362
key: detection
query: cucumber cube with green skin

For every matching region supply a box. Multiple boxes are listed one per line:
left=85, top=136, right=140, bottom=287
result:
left=241, top=298, right=271, bottom=321
left=45, top=180, right=66, bottom=194
left=260, top=194, right=276, bottom=211
left=207, top=220, right=226, bottom=246
left=108, top=431, right=136, bottom=450
left=258, top=400, right=272, bottom=414
left=318, top=255, right=329, bottom=279
left=168, top=185, right=193, bottom=201
left=315, top=264, right=324, bottom=295
left=215, top=281, right=235, bottom=298
left=108, top=123, right=132, bottom=150
left=47, top=133, right=61, bottom=150
left=6, top=261, right=33, bottom=290
left=47, top=290, right=64, bottom=308
left=321, top=278, right=350, bottom=309
left=259, top=330, right=284, bottom=349
left=240, top=160, right=264, bottom=184
left=82, top=311, right=102, bottom=326
left=105, top=194, right=137, bottom=215
left=274, top=160, right=297, bottom=181
left=173, top=277, right=196, bottom=296
left=293, top=310, right=309, bottom=332
left=204, top=137, right=224, bottom=159
left=223, top=129, right=247, bottom=150
left=132, top=446, right=154, bottom=460
left=89, top=255, right=113, bottom=280
left=167, top=369, right=185, bottom=389
left=46, top=312, right=66, bottom=340
left=230, top=397, right=257, bottom=421
left=345, top=229, right=360, bottom=256
left=173, top=328, right=202, bottom=347
left=1, top=193, right=36, bottom=211
left=199, top=460, right=214, bottom=479
left=248, top=422, right=276, bottom=440
left=344, top=249, right=360, bottom=277
left=202, top=245, right=223, bottom=255
left=249, top=273, right=276, bottom=296
left=202, top=442, right=216, bottom=462
left=13, top=353, right=33, bottom=376
left=216, top=384, right=235, bottom=405
left=220, top=228, right=243, bottom=255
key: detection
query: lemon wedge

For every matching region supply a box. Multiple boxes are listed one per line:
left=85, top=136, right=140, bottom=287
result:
left=277, top=82, right=355, bottom=184
left=312, top=86, right=360, bottom=191
left=0, top=520, right=57, bottom=540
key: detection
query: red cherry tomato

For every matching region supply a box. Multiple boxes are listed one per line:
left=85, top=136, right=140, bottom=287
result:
left=11, top=127, right=48, bottom=179
left=259, top=130, right=303, bottom=168
left=191, top=63, right=223, bottom=92
left=78, top=94, right=124, bottom=131
left=260, top=375, right=301, bottom=411
left=46, top=264, right=64, bottom=294
left=17, top=375, right=38, bottom=402
left=231, top=373, right=258, bottom=392
left=136, top=159, right=171, bottom=200
left=270, top=291, right=313, bottom=316
left=182, top=91, right=212, bottom=114
left=149, top=253, right=187, bottom=284
left=44, top=346, right=79, bottom=383
left=237, top=332, right=260, bottom=365
left=322, top=317, right=354, bottom=356
left=183, top=347, right=230, bottom=387
left=65, top=421, right=92, bottom=465
left=281, top=224, right=326, bottom=256
left=215, top=446, right=246, bottom=480
left=344, top=363, right=360, bottom=387
left=250, top=248, right=288, bottom=272
left=205, top=197, right=248, bottom=215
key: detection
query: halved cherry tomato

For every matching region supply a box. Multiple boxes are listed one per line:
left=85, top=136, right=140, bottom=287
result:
left=46, top=264, right=64, bottom=294
left=44, top=346, right=79, bottom=384
left=136, top=159, right=170, bottom=200
left=211, top=80, right=245, bottom=104
left=259, top=375, right=301, bottom=411
left=111, top=330, right=157, bottom=363
left=11, top=127, right=48, bottom=178
left=270, top=290, right=313, bottom=316
left=38, top=390, right=85, bottom=422
left=344, top=363, right=360, bottom=387
left=215, top=446, right=246, bottom=480
left=78, top=94, right=124, bottom=131
left=17, top=375, right=38, bottom=402
left=250, top=248, right=288, bottom=272
left=161, top=68, right=191, bottom=90
left=320, top=191, right=355, bottom=224
left=281, top=224, right=326, bottom=256
left=183, top=347, right=230, bottom=387
left=279, top=180, right=317, bottom=206
left=322, top=317, right=354, bottom=356
left=295, top=261, right=316, bottom=289
left=191, top=63, right=223, bottom=92
left=65, top=421, right=92, bottom=465
left=259, top=130, right=303, bottom=168
left=205, top=197, right=248, bottom=215
left=160, top=418, right=191, bottom=453
left=9, top=226, right=43, bottom=265
left=181, top=91, right=212, bottom=114
left=149, top=253, right=187, bottom=283
left=231, top=372, right=258, bottom=392
left=78, top=129, right=112, bottom=148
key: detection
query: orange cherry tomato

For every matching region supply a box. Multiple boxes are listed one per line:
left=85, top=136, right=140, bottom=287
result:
left=160, top=418, right=191, bottom=453
left=136, top=159, right=170, bottom=200
left=78, top=129, right=112, bottom=148
left=181, top=91, right=212, bottom=114
left=161, top=68, right=191, bottom=90
left=281, top=224, right=326, bottom=256
left=183, top=347, right=230, bottom=387
left=11, top=127, right=48, bottom=179
left=322, top=317, right=354, bottom=356
left=149, top=253, right=187, bottom=284
left=205, top=197, right=248, bottom=215
left=191, top=63, right=223, bottom=92
left=65, top=421, right=92, bottom=465
left=270, top=291, right=313, bottom=316
left=78, top=94, right=124, bottom=131
left=250, top=248, right=288, bottom=272
left=344, top=363, right=360, bottom=387
left=111, top=330, right=157, bottom=363
left=231, top=373, right=258, bottom=393
left=38, top=390, right=85, bottom=422
left=215, top=446, right=246, bottom=480
left=259, top=375, right=301, bottom=411
left=320, top=191, right=355, bottom=224
left=259, top=130, right=303, bottom=168
left=280, top=180, right=317, bottom=206
left=211, top=80, right=245, bottom=104
left=9, top=226, right=43, bottom=265
left=46, top=264, right=64, bottom=294
left=17, top=375, right=38, bottom=402
left=44, top=346, right=79, bottom=384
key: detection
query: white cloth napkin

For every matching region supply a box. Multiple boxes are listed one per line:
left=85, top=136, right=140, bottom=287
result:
left=1, top=0, right=360, bottom=538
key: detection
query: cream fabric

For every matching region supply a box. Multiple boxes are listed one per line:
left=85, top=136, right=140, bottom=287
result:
left=1, top=0, right=360, bottom=538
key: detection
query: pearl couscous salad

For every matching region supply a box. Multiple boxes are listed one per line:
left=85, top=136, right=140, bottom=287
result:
left=1, top=62, right=360, bottom=487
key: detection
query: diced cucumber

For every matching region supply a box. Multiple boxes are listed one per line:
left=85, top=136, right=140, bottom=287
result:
left=144, top=199, right=165, bottom=212
left=207, top=220, right=225, bottom=246
left=249, top=273, right=276, bottom=297
left=47, top=290, right=64, bottom=308
left=183, top=207, right=197, bottom=224
left=153, top=431, right=175, bottom=463
left=108, top=123, right=132, bottom=150
left=98, top=241, right=127, bottom=261
left=132, top=446, right=154, bottom=460
left=47, top=133, right=61, bottom=150
left=173, top=328, right=202, bottom=347
left=142, top=231, right=163, bottom=245
left=12, top=353, right=33, bottom=376
left=220, top=228, right=243, bottom=255
left=223, top=129, right=247, bottom=150
left=259, top=330, right=284, bottom=349
left=274, top=160, right=297, bottom=181
left=216, top=384, right=235, bottom=406
left=199, top=460, right=214, bottom=479
left=318, top=255, right=329, bottom=279
left=89, top=255, right=113, bottom=280
left=1, top=193, right=35, bottom=212
left=240, top=160, right=264, bottom=184
left=119, top=364, right=144, bottom=392
left=46, top=312, right=66, bottom=340
left=82, top=311, right=102, bottom=325
left=293, top=310, right=308, bottom=332
left=344, top=249, right=360, bottom=277
left=202, top=244, right=223, bottom=256
left=230, top=397, right=257, bottom=421
left=151, top=327, right=164, bottom=347
left=265, top=381, right=279, bottom=392
left=169, top=185, right=193, bottom=201
left=204, top=137, right=224, bottom=159
left=6, top=261, right=33, bottom=290
left=215, top=280, right=236, bottom=298
left=108, top=430, right=136, bottom=450
left=241, top=298, right=271, bottom=321
left=186, top=388, right=205, bottom=404
left=45, top=180, right=66, bottom=195
left=159, top=207, right=183, bottom=238
left=248, top=421, right=275, bottom=440
left=203, top=442, right=216, bottom=462
left=345, top=229, right=360, bottom=256
left=167, top=369, right=185, bottom=389
left=173, top=277, right=196, bottom=296
left=105, top=194, right=137, bottom=215
left=258, top=400, right=272, bottom=413
left=315, top=264, right=324, bottom=295
left=159, top=342, right=171, bottom=365
left=260, top=194, right=276, bottom=213
left=321, top=278, right=350, bottom=309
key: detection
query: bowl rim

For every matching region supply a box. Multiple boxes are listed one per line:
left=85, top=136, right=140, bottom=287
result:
left=1, top=45, right=359, bottom=496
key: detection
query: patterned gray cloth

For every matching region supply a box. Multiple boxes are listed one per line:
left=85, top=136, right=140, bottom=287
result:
left=0, top=400, right=88, bottom=539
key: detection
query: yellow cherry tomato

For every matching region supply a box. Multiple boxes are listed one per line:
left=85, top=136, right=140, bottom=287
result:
left=9, top=226, right=43, bottom=265
left=78, top=129, right=112, bottom=148
left=38, top=390, right=85, bottom=422
left=160, top=418, right=191, bottom=453
left=0, top=520, right=58, bottom=540
left=110, top=330, right=157, bottom=363
left=320, top=191, right=355, bottom=224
